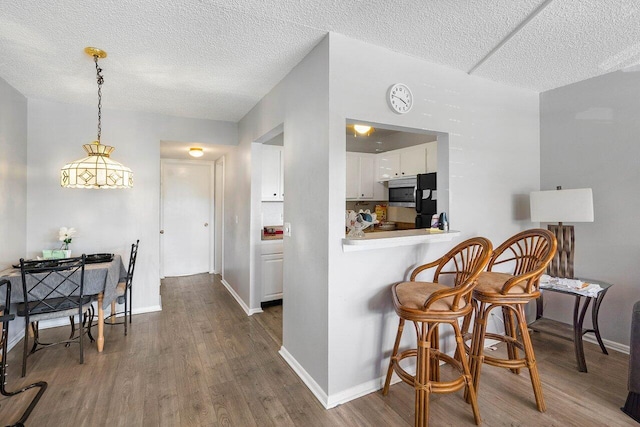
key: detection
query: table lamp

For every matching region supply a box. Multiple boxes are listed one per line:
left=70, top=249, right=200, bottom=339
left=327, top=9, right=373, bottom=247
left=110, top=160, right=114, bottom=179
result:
left=530, top=186, right=594, bottom=278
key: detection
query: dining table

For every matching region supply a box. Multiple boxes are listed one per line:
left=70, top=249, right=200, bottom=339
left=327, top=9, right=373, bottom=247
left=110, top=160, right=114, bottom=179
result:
left=0, top=254, right=126, bottom=352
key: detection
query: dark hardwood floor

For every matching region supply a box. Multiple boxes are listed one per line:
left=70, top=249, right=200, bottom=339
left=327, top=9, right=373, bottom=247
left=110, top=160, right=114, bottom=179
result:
left=0, top=273, right=635, bottom=426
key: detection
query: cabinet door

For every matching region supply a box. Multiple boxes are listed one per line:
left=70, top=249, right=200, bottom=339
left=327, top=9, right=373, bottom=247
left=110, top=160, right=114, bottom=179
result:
left=425, top=141, right=438, bottom=173
left=261, top=253, right=283, bottom=301
left=358, top=155, right=374, bottom=199
left=279, top=149, right=285, bottom=199
left=400, top=145, right=427, bottom=176
left=261, top=145, right=282, bottom=201
left=376, top=152, right=400, bottom=181
left=346, top=153, right=359, bottom=199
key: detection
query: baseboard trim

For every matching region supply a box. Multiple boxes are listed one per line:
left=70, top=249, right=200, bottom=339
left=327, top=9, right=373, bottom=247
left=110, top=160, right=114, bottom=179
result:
left=583, top=335, right=629, bottom=354
left=281, top=332, right=630, bottom=409
left=8, top=333, right=23, bottom=354
left=220, top=279, right=263, bottom=316
left=279, top=346, right=331, bottom=408
left=327, top=376, right=387, bottom=409
left=278, top=339, right=520, bottom=409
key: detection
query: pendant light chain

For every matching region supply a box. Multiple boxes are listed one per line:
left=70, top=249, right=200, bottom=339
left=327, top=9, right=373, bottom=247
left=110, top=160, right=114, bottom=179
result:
left=94, top=55, right=104, bottom=143
left=60, top=47, right=132, bottom=189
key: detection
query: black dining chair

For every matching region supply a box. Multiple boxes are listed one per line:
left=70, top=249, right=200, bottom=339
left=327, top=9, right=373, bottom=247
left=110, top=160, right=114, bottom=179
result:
left=17, top=255, right=93, bottom=377
left=0, top=279, right=48, bottom=426
left=107, top=240, right=139, bottom=335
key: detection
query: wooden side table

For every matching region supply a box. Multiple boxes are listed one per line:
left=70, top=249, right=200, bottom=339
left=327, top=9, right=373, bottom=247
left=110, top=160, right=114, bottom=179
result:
left=529, top=278, right=612, bottom=372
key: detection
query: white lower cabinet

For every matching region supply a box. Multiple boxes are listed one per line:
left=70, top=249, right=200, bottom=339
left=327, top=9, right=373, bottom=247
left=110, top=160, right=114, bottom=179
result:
left=261, top=242, right=283, bottom=302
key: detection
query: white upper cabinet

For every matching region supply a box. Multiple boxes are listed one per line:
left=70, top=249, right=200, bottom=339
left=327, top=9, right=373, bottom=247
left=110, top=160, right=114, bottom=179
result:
left=359, top=155, right=375, bottom=199
left=261, top=145, right=284, bottom=201
left=375, top=152, right=401, bottom=181
left=347, top=152, right=385, bottom=200
left=425, top=141, right=438, bottom=173
left=399, top=145, right=427, bottom=177
left=375, top=142, right=433, bottom=181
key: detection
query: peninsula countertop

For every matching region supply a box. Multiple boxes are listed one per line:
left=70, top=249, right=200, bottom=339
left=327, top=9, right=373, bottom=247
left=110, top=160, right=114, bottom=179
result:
left=342, top=229, right=460, bottom=252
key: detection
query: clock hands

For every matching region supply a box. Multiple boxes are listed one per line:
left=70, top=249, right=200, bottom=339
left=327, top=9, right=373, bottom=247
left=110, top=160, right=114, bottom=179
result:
left=392, top=94, right=408, bottom=105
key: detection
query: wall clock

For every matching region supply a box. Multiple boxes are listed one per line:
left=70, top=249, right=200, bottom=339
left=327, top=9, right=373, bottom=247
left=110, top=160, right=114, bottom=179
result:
left=387, top=83, right=413, bottom=114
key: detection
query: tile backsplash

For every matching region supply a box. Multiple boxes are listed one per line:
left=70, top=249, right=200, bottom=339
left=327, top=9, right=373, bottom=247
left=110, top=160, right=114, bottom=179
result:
left=345, top=202, right=416, bottom=225
left=345, top=201, right=386, bottom=212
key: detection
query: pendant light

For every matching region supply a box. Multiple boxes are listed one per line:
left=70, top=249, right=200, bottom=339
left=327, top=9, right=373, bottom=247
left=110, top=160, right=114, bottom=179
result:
left=60, top=47, right=133, bottom=189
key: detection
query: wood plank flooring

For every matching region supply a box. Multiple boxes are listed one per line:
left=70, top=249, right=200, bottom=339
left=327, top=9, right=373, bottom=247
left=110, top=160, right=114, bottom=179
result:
left=0, top=273, right=635, bottom=426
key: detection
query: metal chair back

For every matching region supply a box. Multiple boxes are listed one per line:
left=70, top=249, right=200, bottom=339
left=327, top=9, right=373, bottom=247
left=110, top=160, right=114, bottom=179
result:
left=19, top=255, right=88, bottom=320
left=0, top=279, right=48, bottom=425
left=124, top=240, right=139, bottom=292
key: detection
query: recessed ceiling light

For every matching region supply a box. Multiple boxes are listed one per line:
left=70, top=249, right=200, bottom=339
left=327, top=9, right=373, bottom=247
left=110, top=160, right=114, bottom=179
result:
left=189, top=147, right=204, bottom=158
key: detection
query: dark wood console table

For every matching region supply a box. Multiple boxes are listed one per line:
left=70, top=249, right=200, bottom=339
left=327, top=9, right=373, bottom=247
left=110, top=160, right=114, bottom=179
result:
left=529, top=278, right=612, bottom=373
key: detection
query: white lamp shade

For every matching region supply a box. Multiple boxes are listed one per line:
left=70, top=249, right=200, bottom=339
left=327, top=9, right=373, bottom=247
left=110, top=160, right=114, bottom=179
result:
left=530, top=188, right=594, bottom=223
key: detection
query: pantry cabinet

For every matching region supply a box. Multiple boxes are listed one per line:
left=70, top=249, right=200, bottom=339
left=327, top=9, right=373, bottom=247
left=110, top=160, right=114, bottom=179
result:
left=261, top=145, right=284, bottom=201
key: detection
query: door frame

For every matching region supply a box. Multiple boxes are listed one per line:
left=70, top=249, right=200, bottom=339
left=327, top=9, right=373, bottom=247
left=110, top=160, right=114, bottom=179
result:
left=215, top=156, right=225, bottom=278
left=160, top=159, right=215, bottom=278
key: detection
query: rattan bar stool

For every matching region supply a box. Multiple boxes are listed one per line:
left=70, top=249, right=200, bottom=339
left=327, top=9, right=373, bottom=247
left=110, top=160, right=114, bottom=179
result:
left=465, top=229, right=557, bottom=412
left=382, top=237, right=492, bottom=427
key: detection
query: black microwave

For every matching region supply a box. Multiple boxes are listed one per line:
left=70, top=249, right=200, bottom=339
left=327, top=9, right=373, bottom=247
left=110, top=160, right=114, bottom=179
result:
left=388, top=177, right=417, bottom=207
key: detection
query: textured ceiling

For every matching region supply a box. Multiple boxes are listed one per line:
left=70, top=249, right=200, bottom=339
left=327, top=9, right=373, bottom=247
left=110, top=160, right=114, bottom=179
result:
left=1, top=0, right=638, bottom=123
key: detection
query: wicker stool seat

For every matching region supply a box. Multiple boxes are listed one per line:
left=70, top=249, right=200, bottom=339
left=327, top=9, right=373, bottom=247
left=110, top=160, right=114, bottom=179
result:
left=465, top=229, right=557, bottom=413
left=382, top=237, right=492, bottom=427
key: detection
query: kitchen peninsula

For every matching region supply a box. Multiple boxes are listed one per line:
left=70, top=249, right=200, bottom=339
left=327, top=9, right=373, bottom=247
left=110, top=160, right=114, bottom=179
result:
left=342, top=228, right=459, bottom=252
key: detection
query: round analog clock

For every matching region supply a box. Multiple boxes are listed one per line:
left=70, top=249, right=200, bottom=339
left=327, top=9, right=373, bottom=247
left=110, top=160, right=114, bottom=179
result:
left=387, top=83, right=413, bottom=114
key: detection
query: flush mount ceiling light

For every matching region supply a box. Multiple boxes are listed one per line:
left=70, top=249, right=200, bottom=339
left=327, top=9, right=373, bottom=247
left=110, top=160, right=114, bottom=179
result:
left=353, top=124, right=373, bottom=136
left=189, top=147, right=204, bottom=158
left=60, top=47, right=133, bottom=189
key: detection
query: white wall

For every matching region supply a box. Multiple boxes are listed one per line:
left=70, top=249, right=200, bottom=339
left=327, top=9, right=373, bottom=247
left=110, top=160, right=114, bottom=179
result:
left=234, top=37, right=332, bottom=391
left=540, top=69, right=640, bottom=347
left=233, top=32, right=541, bottom=407
left=26, top=98, right=237, bottom=316
left=0, top=77, right=27, bottom=269
left=0, top=76, right=28, bottom=345
left=225, top=84, right=285, bottom=313
left=325, top=33, right=541, bottom=400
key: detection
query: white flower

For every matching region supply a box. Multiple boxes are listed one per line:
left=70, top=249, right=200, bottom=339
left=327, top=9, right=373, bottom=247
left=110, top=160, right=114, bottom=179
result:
left=58, top=227, right=76, bottom=243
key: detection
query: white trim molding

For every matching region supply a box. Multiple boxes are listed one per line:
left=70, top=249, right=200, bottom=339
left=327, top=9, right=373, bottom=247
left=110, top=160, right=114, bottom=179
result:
left=221, top=278, right=263, bottom=316
left=279, top=346, right=331, bottom=408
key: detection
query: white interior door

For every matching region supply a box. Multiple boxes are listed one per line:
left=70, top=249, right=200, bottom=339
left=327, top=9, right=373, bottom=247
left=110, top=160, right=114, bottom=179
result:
left=161, top=161, right=213, bottom=276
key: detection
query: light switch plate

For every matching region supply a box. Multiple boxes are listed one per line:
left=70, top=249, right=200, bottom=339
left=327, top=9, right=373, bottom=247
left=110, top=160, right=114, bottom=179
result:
left=284, top=222, right=291, bottom=236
